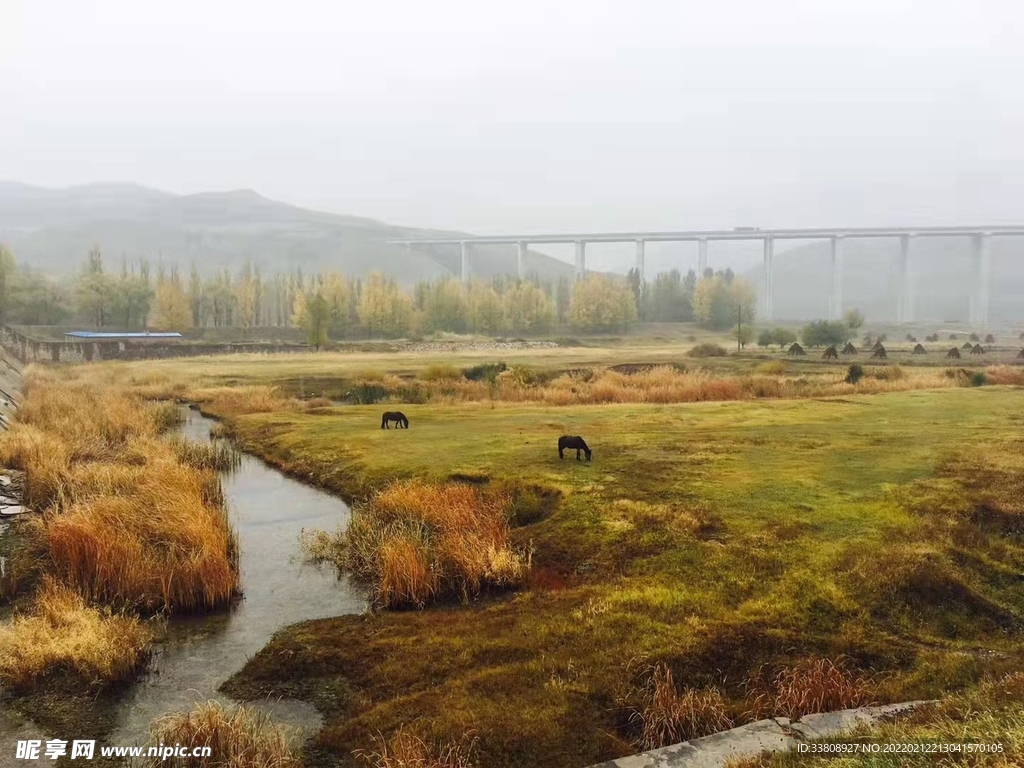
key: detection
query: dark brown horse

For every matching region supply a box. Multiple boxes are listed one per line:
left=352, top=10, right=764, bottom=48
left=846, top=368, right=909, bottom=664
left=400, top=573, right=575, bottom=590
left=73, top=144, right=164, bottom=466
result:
left=381, top=411, right=409, bottom=429
left=558, top=435, right=591, bottom=461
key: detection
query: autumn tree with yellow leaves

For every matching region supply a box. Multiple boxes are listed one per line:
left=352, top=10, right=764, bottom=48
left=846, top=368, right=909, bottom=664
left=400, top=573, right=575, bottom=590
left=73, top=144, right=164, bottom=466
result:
left=566, top=274, right=637, bottom=332
left=151, top=267, right=193, bottom=331
left=358, top=273, right=413, bottom=338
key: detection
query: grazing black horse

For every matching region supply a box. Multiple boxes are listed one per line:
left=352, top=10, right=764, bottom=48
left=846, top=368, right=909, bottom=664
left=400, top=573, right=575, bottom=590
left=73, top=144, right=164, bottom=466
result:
left=381, top=411, right=409, bottom=429
left=558, top=435, right=592, bottom=461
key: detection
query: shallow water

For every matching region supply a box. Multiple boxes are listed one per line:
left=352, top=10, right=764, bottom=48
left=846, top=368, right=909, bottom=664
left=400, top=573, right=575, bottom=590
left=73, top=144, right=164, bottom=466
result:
left=0, top=406, right=365, bottom=757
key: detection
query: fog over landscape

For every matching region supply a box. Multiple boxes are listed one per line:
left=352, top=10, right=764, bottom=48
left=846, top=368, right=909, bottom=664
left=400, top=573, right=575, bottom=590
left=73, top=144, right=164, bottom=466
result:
left=3, top=0, right=1024, bottom=317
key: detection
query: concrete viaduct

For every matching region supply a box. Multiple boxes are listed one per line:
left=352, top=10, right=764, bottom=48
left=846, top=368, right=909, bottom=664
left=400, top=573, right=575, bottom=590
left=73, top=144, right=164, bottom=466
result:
left=389, top=225, right=1024, bottom=325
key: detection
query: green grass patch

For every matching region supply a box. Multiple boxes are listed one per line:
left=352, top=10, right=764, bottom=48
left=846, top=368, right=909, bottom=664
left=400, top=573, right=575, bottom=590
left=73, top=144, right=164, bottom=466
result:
left=213, top=387, right=1024, bottom=767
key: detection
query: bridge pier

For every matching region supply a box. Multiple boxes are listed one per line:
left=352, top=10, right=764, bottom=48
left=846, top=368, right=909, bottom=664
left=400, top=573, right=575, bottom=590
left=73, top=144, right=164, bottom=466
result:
left=634, top=240, right=645, bottom=282
left=897, top=234, right=913, bottom=322
left=697, top=237, right=708, bottom=276
left=517, top=241, right=527, bottom=280
left=970, top=233, right=991, bottom=327
left=460, top=241, right=470, bottom=283
left=574, top=240, right=587, bottom=281
left=762, top=237, right=774, bottom=321
left=830, top=236, right=844, bottom=320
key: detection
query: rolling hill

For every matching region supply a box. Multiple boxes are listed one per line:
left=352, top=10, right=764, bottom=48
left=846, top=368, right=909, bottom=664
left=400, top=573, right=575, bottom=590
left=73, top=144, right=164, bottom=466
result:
left=0, top=182, right=574, bottom=283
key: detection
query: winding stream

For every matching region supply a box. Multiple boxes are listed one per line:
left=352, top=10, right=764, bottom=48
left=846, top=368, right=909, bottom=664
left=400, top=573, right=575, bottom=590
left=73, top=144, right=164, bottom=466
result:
left=1, top=405, right=366, bottom=760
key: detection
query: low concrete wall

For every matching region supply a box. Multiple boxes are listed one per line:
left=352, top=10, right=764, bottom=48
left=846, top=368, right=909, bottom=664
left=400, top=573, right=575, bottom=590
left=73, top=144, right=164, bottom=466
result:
left=590, top=701, right=933, bottom=768
left=0, top=326, right=308, bottom=364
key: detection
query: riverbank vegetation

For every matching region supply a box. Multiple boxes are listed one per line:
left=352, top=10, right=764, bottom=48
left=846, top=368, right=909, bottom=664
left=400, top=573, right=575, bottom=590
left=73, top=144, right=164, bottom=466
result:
left=0, top=366, right=239, bottom=703
left=145, top=701, right=301, bottom=768
left=304, top=481, right=531, bottom=608
left=0, top=578, right=152, bottom=691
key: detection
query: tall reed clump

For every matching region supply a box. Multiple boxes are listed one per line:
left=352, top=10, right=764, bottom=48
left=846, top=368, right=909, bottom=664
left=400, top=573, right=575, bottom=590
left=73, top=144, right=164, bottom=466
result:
left=744, top=658, right=875, bottom=720
left=0, top=578, right=152, bottom=691
left=356, top=727, right=478, bottom=768
left=0, top=369, right=240, bottom=614
left=629, top=663, right=733, bottom=750
left=145, top=701, right=301, bottom=768
left=312, top=481, right=530, bottom=608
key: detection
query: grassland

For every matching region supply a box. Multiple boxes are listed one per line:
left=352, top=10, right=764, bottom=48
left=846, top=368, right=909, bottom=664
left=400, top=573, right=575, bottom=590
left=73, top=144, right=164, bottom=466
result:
left=5, top=338, right=1024, bottom=767
left=181, top=376, right=1024, bottom=766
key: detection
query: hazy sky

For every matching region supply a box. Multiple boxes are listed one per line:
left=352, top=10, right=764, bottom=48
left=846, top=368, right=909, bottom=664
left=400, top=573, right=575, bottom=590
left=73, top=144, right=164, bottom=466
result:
left=4, top=0, right=1024, bottom=254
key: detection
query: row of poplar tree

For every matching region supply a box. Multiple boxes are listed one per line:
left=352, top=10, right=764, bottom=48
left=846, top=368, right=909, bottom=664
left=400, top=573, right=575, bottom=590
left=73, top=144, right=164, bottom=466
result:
left=0, top=246, right=757, bottom=338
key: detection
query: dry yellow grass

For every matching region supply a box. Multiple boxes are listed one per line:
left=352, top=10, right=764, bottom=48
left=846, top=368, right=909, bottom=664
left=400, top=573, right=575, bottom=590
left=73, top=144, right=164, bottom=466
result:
left=0, top=367, right=239, bottom=614
left=188, top=385, right=290, bottom=415
left=145, top=701, right=301, bottom=768
left=745, top=658, right=875, bottom=721
left=0, top=578, right=152, bottom=690
left=307, top=481, right=530, bottom=608
left=630, top=663, right=733, bottom=750
left=356, top=728, right=478, bottom=768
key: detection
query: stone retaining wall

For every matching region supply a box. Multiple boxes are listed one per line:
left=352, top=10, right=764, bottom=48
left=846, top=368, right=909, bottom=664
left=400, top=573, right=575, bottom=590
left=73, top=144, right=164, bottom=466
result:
left=0, top=349, right=22, bottom=432
left=590, top=701, right=933, bottom=768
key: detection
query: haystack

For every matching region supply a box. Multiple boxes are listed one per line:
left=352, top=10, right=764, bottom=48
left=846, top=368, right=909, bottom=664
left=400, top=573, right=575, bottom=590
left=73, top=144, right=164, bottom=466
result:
left=946, top=347, right=961, bottom=359
left=970, top=344, right=985, bottom=355
left=984, top=334, right=995, bottom=344
left=873, top=340, right=884, bottom=350
left=822, top=346, right=838, bottom=360
left=912, top=343, right=927, bottom=355
left=870, top=344, right=887, bottom=359
left=1017, top=348, right=1024, bottom=359
left=961, top=342, right=973, bottom=350
left=841, top=342, right=857, bottom=355
left=788, top=342, right=806, bottom=356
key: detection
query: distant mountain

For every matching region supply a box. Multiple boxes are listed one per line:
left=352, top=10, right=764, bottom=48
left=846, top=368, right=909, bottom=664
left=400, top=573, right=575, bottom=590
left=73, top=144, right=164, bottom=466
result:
left=0, top=182, right=574, bottom=283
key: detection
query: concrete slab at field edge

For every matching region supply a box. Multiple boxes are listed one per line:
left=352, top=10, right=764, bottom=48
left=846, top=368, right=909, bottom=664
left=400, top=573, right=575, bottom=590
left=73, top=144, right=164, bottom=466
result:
left=588, top=701, right=935, bottom=768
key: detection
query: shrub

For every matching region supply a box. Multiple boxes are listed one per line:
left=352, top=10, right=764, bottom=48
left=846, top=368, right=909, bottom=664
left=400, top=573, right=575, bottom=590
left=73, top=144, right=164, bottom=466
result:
left=970, top=371, right=987, bottom=387
left=461, top=362, right=507, bottom=383
left=0, top=579, right=152, bottom=691
left=349, top=383, right=388, bottom=404
left=420, top=364, right=462, bottom=382
left=687, top=343, right=728, bottom=358
left=502, top=364, right=543, bottom=385
left=756, top=361, right=786, bottom=375
left=873, top=365, right=906, bottom=381
left=145, top=701, right=300, bottom=768
left=969, top=332, right=980, bottom=342
left=801, top=320, right=852, bottom=348
left=844, top=364, right=865, bottom=384
left=630, top=663, right=733, bottom=750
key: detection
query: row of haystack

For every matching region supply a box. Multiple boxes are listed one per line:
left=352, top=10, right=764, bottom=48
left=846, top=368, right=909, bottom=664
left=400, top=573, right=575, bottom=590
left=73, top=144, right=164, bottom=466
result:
left=800, top=341, right=1019, bottom=361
